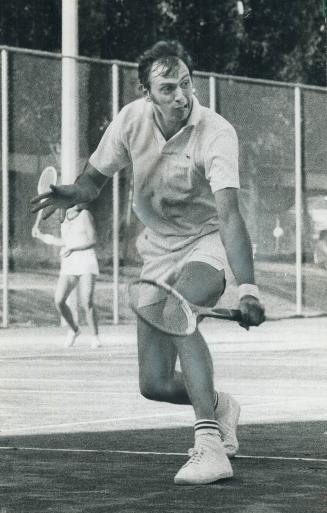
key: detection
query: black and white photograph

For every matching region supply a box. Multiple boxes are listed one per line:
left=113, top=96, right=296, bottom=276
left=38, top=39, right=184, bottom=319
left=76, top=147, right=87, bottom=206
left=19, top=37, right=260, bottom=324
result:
left=0, top=1, right=326, bottom=511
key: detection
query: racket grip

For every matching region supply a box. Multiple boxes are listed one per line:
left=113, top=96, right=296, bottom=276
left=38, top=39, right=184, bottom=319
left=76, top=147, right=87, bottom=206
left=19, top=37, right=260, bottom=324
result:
left=228, top=309, right=249, bottom=331
left=229, top=309, right=243, bottom=322
left=210, top=307, right=243, bottom=322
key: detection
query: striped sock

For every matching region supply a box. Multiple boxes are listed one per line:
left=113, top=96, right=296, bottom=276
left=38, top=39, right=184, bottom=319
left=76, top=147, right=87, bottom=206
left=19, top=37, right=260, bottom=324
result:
left=194, top=419, right=220, bottom=438
left=214, top=391, right=219, bottom=410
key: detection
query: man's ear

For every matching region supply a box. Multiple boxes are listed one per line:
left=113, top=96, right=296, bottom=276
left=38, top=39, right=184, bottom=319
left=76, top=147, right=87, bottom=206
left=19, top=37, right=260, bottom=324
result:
left=142, top=87, right=151, bottom=101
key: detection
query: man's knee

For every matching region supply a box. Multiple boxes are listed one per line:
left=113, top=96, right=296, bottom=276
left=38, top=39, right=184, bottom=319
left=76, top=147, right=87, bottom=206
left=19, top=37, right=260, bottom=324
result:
left=139, top=377, right=169, bottom=402
left=174, top=261, right=225, bottom=307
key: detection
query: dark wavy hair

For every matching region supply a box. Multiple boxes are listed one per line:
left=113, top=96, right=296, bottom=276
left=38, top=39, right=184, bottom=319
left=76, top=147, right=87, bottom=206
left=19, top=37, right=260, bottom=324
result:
left=138, top=40, right=193, bottom=90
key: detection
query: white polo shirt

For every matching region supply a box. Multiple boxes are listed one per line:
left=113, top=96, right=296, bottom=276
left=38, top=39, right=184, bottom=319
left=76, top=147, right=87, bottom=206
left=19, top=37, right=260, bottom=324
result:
left=89, top=96, right=240, bottom=240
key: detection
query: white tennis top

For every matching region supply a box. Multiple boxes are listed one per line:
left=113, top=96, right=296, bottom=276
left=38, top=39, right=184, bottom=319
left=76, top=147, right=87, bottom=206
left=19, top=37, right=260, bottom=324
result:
left=89, top=96, right=239, bottom=240
left=60, top=210, right=99, bottom=276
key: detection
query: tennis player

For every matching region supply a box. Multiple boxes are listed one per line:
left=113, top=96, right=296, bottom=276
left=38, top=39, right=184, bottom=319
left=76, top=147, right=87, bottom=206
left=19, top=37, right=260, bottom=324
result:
left=32, top=204, right=102, bottom=349
left=31, top=40, right=265, bottom=485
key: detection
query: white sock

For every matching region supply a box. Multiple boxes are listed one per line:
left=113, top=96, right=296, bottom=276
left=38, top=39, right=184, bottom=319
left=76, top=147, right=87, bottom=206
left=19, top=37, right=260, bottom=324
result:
left=194, top=419, right=220, bottom=438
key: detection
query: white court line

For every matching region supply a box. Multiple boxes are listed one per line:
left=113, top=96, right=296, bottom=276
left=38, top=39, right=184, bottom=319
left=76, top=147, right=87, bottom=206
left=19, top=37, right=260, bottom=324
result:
left=0, top=378, right=139, bottom=384
left=0, top=390, right=140, bottom=395
left=1, top=396, right=326, bottom=434
left=1, top=387, right=325, bottom=407
left=0, top=356, right=115, bottom=362
left=0, top=446, right=326, bottom=463
left=0, top=411, right=193, bottom=433
left=0, top=390, right=323, bottom=435
left=235, top=454, right=327, bottom=463
left=0, top=351, right=116, bottom=360
left=241, top=398, right=327, bottom=408
left=0, top=402, right=293, bottom=432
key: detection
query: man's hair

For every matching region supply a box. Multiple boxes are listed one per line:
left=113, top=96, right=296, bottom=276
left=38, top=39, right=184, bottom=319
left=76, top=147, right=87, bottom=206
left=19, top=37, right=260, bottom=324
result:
left=138, top=40, right=193, bottom=90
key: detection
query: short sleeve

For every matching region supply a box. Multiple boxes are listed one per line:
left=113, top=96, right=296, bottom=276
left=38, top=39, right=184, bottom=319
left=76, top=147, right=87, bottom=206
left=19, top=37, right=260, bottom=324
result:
left=204, top=127, right=240, bottom=193
left=89, top=115, right=131, bottom=177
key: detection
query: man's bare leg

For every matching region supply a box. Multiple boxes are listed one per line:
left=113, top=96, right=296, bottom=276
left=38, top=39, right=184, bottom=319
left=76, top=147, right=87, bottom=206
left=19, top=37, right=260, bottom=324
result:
left=137, top=262, right=225, bottom=419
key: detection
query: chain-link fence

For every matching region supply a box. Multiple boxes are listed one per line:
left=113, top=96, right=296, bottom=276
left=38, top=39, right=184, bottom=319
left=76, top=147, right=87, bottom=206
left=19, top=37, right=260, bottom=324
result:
left=1, top=47, right=327, bottom=326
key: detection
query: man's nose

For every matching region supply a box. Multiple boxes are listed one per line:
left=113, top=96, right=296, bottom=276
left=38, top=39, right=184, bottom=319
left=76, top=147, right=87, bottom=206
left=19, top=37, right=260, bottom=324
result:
left=174, top=86, right=184, bottom=102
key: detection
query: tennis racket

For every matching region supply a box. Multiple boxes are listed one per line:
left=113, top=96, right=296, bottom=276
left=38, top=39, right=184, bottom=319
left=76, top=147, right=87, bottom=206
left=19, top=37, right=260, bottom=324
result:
left=32, top=166, right=58, bottom=233
left=129, top=279, right=243, bottom=336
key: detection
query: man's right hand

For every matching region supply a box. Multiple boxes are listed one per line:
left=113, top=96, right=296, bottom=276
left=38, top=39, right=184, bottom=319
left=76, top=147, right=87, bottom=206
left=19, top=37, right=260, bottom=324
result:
left=30, top=184, right=83, bottom=222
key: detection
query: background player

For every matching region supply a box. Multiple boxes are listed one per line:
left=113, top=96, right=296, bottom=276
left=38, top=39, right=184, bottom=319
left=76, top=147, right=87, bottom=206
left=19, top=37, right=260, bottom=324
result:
left=32, top=204, right=102, bottom=349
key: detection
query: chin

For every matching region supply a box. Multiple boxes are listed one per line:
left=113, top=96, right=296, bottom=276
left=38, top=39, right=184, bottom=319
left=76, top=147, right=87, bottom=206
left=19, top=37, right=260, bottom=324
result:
left=176, top=108, right=189, bottom=119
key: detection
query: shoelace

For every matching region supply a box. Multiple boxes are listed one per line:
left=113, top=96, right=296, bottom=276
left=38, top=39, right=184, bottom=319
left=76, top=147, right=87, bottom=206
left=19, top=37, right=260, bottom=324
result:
left=184, top=447, right=205, bottom=467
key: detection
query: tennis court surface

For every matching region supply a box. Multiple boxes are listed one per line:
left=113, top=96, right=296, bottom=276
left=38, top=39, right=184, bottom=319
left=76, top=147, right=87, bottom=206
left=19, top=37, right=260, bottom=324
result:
left=1, top=317, right=326, bottom=512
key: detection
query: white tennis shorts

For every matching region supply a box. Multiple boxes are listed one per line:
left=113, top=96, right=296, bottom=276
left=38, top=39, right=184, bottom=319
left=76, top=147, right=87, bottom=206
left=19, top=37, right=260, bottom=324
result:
left=136, top=228, right=234, bottom=286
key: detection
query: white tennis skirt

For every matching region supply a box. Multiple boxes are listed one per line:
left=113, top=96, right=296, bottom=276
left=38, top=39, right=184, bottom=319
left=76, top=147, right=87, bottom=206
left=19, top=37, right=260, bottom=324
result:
left=60, top=248, right=99, bottom=276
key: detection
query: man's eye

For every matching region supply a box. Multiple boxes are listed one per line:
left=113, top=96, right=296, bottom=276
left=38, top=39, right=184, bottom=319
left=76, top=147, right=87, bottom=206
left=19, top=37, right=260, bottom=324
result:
left=161, top=86, right=172, bottom=93
left=181, top=80, right=190, bottom=88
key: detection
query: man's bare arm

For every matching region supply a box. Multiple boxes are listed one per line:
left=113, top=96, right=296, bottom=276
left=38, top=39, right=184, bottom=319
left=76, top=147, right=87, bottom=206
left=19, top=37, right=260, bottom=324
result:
left=214, top=187, right=265, bottom=327
left=214, top=188, right=254, bottom=285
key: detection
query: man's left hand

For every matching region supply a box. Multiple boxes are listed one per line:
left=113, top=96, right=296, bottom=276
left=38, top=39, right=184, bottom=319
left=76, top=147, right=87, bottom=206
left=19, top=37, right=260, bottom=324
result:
left=239, top=295, right=265, bottom=329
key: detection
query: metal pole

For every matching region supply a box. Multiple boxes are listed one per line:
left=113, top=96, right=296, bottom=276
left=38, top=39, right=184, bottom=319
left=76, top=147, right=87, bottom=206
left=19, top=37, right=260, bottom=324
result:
left=209, top=76, right=216, bottom=111
left=294, top=86, right=302, bottom=315
left=1, top=49, right=9, bottom=328
left=61, top=0, right=79, bottom=183
left=61, top=0, right=79, bottom=324
left=112, top=63, right=120, bottom=324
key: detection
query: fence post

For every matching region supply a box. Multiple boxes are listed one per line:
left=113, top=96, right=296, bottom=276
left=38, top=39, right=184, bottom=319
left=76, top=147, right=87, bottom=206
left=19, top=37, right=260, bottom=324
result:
left=1, top=49, right=9, bottom=328
left=294, top=85, right=302, bottom=315
left=209, top=76, right=216, bottom=111
left=112, top=63, right=120, bottom=324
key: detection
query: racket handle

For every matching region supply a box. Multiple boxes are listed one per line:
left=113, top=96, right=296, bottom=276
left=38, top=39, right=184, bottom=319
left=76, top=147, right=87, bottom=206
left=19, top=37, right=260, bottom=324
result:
left=226, top=308, right=243, bottom=322
left=229, top=309, right=243, bottom=321
left=210, top=308, right=243, bottom=322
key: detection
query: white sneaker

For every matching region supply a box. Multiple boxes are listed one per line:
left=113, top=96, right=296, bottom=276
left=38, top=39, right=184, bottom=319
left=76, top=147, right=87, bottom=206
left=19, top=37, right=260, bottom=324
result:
left=90, top=336, right=102, bottom=349
left=65, top=328, right=80, bottom=348
left=174, top=434, right=233, bottom=485
left=215, top=392, right=241, bottom=457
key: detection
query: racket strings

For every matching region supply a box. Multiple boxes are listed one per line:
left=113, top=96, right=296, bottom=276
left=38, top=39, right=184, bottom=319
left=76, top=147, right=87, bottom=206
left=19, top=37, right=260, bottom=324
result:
left=129, top=281, right=192, bottom=336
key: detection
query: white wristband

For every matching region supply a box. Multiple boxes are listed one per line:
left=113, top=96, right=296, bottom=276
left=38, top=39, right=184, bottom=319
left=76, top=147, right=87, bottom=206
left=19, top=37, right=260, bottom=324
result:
left=238, top=283, right=260, bottom=300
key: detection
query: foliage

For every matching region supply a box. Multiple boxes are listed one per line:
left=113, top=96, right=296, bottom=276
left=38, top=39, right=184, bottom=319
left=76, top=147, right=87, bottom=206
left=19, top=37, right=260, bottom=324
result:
left=0, top=0, right=325, bottom=85
left=0, top=0, right=60, bottom=51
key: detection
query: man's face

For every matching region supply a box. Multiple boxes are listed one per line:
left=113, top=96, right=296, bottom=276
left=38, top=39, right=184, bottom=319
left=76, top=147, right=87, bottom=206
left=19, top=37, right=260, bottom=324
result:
left=147, top=58, right=193, bottom=124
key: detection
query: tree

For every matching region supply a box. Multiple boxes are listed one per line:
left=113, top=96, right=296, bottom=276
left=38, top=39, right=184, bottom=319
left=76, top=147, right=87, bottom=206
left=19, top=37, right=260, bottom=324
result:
left=77, top=0, right=325, bottom=85
left=0, top=0, right=325, bottom=85
left=239, top=0, right=326, bottom=85
left=0, top=1, right=60, bottom=51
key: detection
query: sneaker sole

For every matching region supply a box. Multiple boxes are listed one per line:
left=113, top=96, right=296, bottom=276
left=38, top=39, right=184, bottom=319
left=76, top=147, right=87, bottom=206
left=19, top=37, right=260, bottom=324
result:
left=174, top=470, right=233, bottom=485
